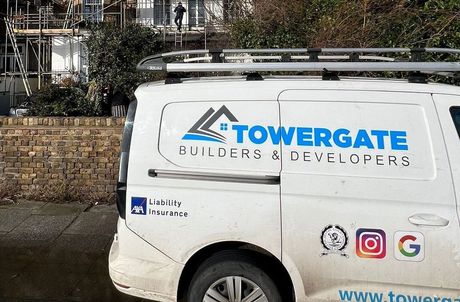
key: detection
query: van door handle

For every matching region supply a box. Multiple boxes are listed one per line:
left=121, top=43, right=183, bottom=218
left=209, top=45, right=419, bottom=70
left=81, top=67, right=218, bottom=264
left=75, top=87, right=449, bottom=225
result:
left=148, top=169, right=280, bottom=185
left=408, top=213, right=449, bottom=227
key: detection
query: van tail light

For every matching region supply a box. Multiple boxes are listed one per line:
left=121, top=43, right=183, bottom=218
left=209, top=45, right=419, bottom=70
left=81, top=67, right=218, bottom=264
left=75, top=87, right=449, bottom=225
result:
left=117, top=100, right=137, bottom=219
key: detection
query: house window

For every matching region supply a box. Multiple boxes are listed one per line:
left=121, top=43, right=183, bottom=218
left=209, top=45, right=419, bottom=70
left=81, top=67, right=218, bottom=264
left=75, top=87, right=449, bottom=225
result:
left=0, top=45, right=25, bottom=72
left=84, top=0, right=103, bottom=22
left=154, top=0, right=171, bottom=25
left=188, top=0, right=205, bottom=27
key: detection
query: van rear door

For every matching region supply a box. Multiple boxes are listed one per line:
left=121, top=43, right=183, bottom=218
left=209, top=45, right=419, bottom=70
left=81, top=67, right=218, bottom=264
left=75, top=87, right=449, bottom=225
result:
left=278, top=90, right=460, bottom=302
left=433, top=94, right=460, bottom=230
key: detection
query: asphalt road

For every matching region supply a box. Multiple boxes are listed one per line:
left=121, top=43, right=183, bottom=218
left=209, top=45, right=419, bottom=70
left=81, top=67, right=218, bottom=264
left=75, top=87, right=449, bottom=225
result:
left=0, top=200, right=144, bottom=302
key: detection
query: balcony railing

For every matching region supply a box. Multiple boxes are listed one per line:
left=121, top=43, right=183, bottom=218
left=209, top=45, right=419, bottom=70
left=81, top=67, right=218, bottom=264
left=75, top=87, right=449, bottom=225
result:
left=10, top=12, right=124, bottom=31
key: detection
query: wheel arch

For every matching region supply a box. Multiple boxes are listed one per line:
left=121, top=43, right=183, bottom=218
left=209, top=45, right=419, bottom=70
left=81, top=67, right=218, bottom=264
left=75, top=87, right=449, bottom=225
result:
left=177, top=241, right=295, bottom=302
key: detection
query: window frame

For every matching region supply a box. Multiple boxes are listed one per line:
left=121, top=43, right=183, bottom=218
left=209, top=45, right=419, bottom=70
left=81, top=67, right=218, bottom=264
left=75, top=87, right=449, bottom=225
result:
left=450, top=106, right=460, bottom=138
left=153, top=0, right=171, bottom=26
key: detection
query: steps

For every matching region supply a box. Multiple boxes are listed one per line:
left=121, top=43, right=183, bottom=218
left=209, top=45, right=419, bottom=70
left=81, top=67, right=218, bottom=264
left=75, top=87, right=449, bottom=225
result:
left=174, top=31, right=183, bottom=49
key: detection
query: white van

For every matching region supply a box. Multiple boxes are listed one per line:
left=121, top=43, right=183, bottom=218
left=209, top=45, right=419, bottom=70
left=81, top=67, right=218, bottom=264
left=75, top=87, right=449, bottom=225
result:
left=109, top=48, right=460, bottom=302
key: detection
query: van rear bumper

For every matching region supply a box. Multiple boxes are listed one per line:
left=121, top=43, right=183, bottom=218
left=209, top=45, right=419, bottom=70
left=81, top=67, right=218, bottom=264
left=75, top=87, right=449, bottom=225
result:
left=108, top=219, right=183, bottom=302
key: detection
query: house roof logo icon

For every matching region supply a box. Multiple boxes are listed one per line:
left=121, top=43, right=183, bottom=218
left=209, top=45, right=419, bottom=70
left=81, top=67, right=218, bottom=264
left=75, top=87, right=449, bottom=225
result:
left=182, top=105, right=238, bottom=143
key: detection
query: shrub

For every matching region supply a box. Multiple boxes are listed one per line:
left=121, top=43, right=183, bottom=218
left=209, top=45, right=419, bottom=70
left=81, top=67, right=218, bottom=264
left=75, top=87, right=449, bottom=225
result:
left=0, top=179, right=19, bottom=204
left=229, top=0, right=460, bottom=50
left=0, top=179, right=116, bottom=205
left=86, top=23, right=165, bottom=101
left=24, top=181, right=117, bottom=205
left=228, top=0, right=459, bottom=84
left=26, top=84, right=103, bottom=117
left=25, top=24, right=165, bottom=117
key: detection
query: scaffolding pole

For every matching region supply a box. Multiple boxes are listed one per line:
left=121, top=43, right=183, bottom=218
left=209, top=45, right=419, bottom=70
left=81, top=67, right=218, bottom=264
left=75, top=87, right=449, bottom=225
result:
left=3, top=0, right=10, bottom=92
left=38, top=8, right=42, bottom=90
left=2, top=0, right=127, bottom=102
left=163, top=0, right=166, bottom=42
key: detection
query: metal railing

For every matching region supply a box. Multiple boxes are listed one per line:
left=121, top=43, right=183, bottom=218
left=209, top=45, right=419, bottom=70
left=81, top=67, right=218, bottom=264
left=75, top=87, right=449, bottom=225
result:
left=12, top=13, right=68, bottom=30
left=11, top=12, right=125, bottom=31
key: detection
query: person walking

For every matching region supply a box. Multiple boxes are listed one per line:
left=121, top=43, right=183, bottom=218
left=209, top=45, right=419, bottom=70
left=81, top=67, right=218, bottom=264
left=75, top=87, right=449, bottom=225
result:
left=174, top=2, right=186, bottom=32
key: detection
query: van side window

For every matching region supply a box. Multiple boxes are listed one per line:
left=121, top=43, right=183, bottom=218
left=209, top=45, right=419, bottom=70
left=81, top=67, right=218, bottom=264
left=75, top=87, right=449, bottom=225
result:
left=451, top=107, right=460, bottom=138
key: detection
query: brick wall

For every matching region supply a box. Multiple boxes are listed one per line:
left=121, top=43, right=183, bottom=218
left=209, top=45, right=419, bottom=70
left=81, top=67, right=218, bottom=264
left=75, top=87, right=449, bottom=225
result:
left=0, top=117, right=125, bottom=202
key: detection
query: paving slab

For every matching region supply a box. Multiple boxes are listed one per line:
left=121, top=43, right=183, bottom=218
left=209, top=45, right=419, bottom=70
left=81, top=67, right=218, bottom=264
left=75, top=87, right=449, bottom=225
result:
left=0, top=209, right=31, bottom=232
left=0, top=255, right=30, bottom=273
left=0, top=245, right=46, bottom=262
left=31, top=246, right=98, bottom=272
left=0, top=269, right=81, bottom=300
left=0, top=237, right=57, bottom=250
left=63, top=212, right=118, bottom=236
left=0, top=200, right=46, bottom=210
left=70, top=273, right=143, bottom=302
left=88, top=248, right=112, bottom=276
left=3, top=215, right=77, bottom=245
left=9, top=297, right=99, bottom=302
left=88, top=203, right=118, bottom=213
left=51, top=233, right=113, bottom=254
left=25, top=259, right=93, bottom=275
left=32, top=202, right=90, bottom=216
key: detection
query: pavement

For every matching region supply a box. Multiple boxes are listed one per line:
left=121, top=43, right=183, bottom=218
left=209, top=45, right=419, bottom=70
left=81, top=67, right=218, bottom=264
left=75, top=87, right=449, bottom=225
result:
left=0, top=200, right=144, bottom=302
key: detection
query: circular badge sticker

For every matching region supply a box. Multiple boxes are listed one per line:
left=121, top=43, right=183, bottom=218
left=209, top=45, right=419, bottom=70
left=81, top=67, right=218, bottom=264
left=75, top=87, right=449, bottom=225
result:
left=321, top=225, right=348, bottom=256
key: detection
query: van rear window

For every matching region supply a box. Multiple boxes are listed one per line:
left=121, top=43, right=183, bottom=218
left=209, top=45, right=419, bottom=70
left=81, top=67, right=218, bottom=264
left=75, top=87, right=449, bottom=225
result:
left=451, top=107, right=460, bottom=138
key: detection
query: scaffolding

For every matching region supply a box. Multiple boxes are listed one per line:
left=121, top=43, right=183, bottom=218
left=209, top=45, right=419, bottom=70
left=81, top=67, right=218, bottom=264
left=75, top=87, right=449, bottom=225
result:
left=2, top=0, right=127, bottom=106
left=135, top=0, right=227, bottom=49
left=1, top=0, right=233, bottom=108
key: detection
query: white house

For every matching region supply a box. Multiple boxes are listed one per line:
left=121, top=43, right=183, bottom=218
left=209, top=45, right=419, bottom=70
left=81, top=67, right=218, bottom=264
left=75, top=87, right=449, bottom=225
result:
left=136, top=0, right=226, bottom=31
left=51, top=36, right=88, bottom=84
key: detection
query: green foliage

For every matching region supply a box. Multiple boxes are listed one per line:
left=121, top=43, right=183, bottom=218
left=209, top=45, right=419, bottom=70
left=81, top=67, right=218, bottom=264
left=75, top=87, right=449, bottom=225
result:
left=304, top=0, right=344, bottom=35
left=229, top=0, right=459, bottom=84
left=25, top=23, right=164, bottom=117
left=230, top=0, right=343, bottom=48
left=420, top=1, right=460, bottom=50
left=424, top=0, right=460, bottom=10
left=230, top=0, right=460, bottom=50
left=26, top=84, right=102, bottom=117
left=86, top=23, right=164, bottom=99
left=230, top=17, right=305, bottom=48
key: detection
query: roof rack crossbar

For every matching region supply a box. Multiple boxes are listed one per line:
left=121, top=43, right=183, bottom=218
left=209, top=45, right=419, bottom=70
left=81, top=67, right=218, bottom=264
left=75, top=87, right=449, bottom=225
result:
left=220, top=48, right=460, bottom=54
left=164, top=62, right=460, bottom=73
left=182, top=55, right=396, bottom=63
left=136, top=48, right=460, bottom=76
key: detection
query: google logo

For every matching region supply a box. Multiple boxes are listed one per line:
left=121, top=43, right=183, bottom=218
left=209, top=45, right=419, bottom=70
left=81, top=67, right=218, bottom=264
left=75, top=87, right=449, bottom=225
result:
left=394, top=231, right=424, bottom=262
left=398, top=235, right=421, bottom=257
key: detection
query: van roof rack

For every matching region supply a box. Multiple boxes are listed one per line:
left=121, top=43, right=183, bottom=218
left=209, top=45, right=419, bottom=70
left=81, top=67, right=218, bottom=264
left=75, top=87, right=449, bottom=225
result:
left=137, top=48, right=460, bottom=81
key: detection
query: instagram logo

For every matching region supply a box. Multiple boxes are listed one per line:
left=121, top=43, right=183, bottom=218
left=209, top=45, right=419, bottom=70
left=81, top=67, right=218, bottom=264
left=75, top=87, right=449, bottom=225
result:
left=356, top=228, right=386, bottom=259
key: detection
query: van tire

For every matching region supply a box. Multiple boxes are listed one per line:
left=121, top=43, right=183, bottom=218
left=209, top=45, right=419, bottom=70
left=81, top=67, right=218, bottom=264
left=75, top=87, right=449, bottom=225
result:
left=186, top=251, right=282, bottom=302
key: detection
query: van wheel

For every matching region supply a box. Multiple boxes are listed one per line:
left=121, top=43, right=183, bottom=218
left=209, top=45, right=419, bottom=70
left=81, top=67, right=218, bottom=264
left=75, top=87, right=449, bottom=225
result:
left=186, top=251, right=282, bottom=302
